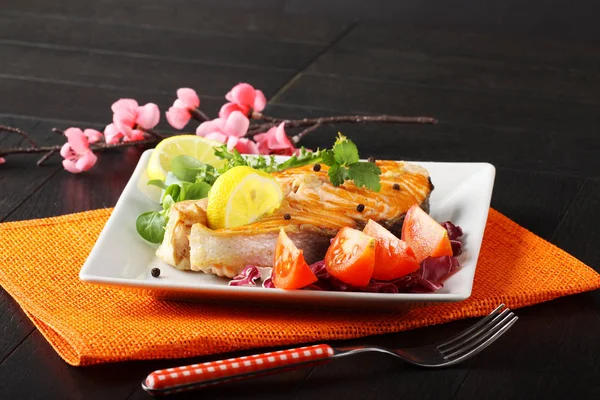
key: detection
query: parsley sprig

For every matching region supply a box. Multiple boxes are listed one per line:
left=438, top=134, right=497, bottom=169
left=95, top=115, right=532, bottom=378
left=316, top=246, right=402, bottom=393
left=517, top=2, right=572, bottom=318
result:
left=319, top=133, right=382, bottom=191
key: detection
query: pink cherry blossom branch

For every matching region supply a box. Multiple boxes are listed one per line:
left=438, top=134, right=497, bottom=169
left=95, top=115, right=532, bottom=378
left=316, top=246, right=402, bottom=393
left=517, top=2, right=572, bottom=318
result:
left=1, top=83, right=438, bottom=171
left=1, top=114, right=436, bottom=166
left=0, top=125, right=163, bottom=166
left=0, top=137, right=160, bottom=155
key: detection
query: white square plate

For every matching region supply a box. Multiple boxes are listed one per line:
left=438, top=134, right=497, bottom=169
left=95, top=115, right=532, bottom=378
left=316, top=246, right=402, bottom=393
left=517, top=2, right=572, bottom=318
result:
left=80, top=150, right=495, bottom=310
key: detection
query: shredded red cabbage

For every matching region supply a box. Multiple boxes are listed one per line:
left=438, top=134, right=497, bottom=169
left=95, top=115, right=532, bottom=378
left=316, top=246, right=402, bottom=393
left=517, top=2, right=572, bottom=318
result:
left=441, top=221, right=463, bottom=240
left=262, top=276, right=275, bottom=288
left=228, top=265, right=275, bottom=288
left=231, top=222, right=463, bottom=293
left=441, top=221, right=463, bottom=256
left=302, top=256, right=458, bottom=293
left=229, top=265, right=262, bottom=286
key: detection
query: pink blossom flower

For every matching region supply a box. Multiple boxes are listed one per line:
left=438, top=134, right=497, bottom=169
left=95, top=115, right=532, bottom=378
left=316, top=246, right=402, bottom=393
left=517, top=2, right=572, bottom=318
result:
left=82, top=129, right=103, bottom=144
left=110, top=98, right=159, bottom=142
left=0, top=157, right=5, bottom=164
left=219, top=83, right=266, bottom=119
left=60, top=128, right=98, bottom=173
left=196, top=111, right=259, bottom=154
left=103, top=123, right=121, bottom=144
left=166, top=88, right=200, bottom=129
left=254, top=122, right=298, bottom=156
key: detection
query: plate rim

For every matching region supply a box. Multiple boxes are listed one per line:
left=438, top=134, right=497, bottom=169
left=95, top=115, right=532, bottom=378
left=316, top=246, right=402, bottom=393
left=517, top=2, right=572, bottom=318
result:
left=80, top=149, right=495, bottom=303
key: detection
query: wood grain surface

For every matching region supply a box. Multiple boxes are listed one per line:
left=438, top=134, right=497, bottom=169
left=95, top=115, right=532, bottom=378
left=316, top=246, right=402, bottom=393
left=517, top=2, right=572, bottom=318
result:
left=0, top=1, right=598, bottom=399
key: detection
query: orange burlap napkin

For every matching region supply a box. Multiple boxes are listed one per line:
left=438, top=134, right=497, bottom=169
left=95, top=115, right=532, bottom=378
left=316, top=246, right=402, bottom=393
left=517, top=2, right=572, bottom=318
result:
left=0, top=208, right=599, bottom=366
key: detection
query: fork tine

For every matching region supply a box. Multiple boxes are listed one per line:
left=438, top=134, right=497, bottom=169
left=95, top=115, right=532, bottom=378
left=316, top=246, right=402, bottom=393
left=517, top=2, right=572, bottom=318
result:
left=438, top=308, right=511, bottom=354
left=436, top=304, right=506, bottom=349
left=443, top=312, right=518, bottom=361
left=438, top=314, right=518, bottom=366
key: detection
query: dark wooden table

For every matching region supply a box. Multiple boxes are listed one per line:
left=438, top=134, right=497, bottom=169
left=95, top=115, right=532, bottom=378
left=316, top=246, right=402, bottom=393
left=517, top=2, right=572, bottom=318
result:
left=1, top=1, right=599, bottom=399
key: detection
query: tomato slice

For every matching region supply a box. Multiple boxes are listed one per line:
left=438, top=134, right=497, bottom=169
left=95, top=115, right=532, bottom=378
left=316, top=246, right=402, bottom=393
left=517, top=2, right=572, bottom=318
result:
left=324, top=227, right=376, bottom=287
left=401, top=205, right=453, bottom=262
left=363, top=220, right=420, bottom=280
left=272, top=229, right=318, bottom=290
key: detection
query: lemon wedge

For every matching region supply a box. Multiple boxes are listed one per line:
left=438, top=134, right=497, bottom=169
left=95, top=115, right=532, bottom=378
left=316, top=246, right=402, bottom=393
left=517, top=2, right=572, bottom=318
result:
left=147, top=135, right=226, bottom=180
left=207, top=166, right=284, bottom=229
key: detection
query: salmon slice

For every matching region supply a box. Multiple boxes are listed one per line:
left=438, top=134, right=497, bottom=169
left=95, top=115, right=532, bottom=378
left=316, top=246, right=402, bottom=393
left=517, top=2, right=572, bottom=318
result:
left=158, top=161, right=433, bottom=278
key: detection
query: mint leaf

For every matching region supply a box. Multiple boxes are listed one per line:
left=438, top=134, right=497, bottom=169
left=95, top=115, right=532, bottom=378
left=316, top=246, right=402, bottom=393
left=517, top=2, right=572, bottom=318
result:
left=347, top=162, right=382, bottom=192
left=136, top=211, right=166, bottom=244
left=333, top=137, right=359, bottom=165
left=320, top=149, right=336, bottom=166
left=328, top=164, right=348, bottom=186
left=147, top=179, right=168, bottom=190
left=171, top=155, right=206, bottom=182
left=184, top=181, right=211, bottom=200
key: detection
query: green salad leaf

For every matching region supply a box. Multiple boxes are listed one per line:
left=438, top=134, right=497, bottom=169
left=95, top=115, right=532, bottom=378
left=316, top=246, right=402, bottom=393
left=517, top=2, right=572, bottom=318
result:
left=147, top=179, right=168, bottom=190
left=136, top=211, right=166, bottom=244
left=183, top=181, right=212, bottom=200
left=170, top=155, right=219, bottom=184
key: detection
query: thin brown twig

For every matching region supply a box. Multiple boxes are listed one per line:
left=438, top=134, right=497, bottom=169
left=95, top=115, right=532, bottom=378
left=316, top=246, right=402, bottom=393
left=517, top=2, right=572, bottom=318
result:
left=190, top=108, right=210, bottom=123
left=0, top=125, right=39, bottom=148
left=246, top=114, right=438, bottom=136
left=292, top=122, right=322, bottom=144
left=0, top=136, right=161, bottom=160
left=37, top=150, right=57, bottom=166
left=143, top=128, right=168, bottom=139
left=250, top=112, right=283, bottom=123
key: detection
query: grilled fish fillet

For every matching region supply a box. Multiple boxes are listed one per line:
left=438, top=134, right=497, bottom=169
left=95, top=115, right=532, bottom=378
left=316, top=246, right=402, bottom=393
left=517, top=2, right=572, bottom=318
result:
left=157, top=161, right=433, bottom=278
left=156, top=199, right=208, bottom=270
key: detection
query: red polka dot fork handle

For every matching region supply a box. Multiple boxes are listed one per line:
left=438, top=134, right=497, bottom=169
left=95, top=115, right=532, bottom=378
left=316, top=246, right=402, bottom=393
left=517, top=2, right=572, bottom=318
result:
left=142, top=344, right=335, bottom=396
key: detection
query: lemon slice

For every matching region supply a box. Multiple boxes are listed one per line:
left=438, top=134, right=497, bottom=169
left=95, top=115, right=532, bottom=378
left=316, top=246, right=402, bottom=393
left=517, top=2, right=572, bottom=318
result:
left=207, top=166, right=284, bottom=229
left=147, top=135, right=226, bottom=180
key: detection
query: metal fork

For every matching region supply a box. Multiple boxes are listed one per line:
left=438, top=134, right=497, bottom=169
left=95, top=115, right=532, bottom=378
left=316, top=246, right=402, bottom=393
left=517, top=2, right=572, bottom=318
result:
left=142, top=304, right=517, bottom=396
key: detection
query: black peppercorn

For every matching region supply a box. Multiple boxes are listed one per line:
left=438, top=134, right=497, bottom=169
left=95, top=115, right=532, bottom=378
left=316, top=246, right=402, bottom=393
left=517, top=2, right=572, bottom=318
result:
left=313, top=163, right=321, bottom=172
left=356, top=204, right=365, bottom=212
left=367, top=157, right=376, bottom=163
left=284, top=213, right=291, bottom=220
left=151, top=268, right=161, bottom=278
left=393, top=183, right=400, bottom=191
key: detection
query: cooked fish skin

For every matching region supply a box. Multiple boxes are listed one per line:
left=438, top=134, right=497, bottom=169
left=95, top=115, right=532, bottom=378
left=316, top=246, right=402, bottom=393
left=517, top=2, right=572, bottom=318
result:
left=185, top=161, right=432, bottom=277
left=156, top=199, right=208, bottom=270
left=189, top=224, right=331, bottom=278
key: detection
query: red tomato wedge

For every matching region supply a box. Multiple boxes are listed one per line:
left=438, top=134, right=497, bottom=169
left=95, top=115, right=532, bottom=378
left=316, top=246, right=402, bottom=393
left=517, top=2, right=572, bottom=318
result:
left=401, top=205, right=453, bottom=262
left=324, top=227, right=376, bottom=287
left=363, top=220, right=420, bottom=280
left=272, top=229, right=318, bottom=290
